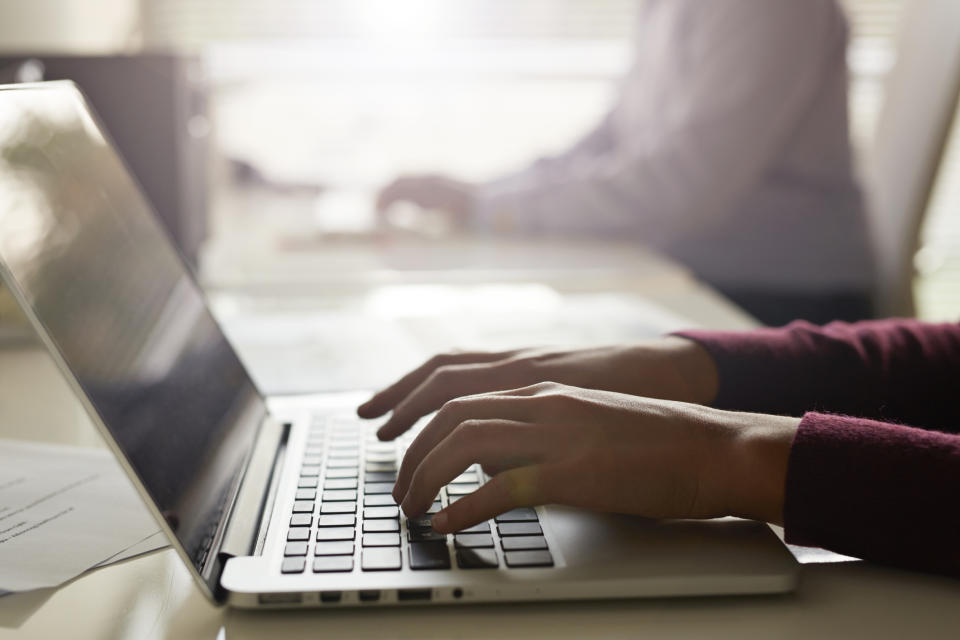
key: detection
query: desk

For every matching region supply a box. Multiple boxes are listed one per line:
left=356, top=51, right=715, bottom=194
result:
left=1, top=248, right=958, bottom=639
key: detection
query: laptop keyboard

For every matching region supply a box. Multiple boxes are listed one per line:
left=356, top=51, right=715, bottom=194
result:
left=280, top=416, right=554, bottom=575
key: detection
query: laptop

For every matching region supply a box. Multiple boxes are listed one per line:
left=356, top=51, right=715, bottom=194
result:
left=0, top=82, right=798, bottom=608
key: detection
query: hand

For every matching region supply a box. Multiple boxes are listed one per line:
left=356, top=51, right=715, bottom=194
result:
left=358, top=338, right=719, bottom=440
left=391, top=382, right=800, bottom=534
left=375, top=174, right=477, bottom=225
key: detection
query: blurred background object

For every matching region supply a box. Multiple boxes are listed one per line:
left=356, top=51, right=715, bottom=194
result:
left=862, top=0, right=960, bottom=317
left=0, top=54, right=210, bottom=268
left=0, top=0, right=959, bottom=320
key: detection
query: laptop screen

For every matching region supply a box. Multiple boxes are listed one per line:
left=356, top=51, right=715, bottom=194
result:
left=0, top=83, right=267, bottom=585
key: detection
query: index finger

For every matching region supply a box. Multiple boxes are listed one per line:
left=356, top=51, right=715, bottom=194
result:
left=357, top=351, right=516, bottom=419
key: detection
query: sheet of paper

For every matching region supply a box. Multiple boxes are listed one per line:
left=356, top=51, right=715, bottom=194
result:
left=0, top=439, right=162, bottom=592
left=92, top=531, right=169, bottom=569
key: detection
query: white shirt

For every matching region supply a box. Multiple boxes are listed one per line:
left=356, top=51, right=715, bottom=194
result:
left=475, top=0, right=874, bottom=294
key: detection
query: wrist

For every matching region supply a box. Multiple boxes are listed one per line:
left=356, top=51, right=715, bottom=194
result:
left=721, top=413, right=800, bottom=525
left=658, top=337, right=720, bottom=405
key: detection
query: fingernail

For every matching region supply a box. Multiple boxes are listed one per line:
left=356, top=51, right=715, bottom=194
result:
left=431, top=511, right=447, bottom=532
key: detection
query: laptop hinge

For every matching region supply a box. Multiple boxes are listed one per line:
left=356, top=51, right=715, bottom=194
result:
left=219, top=416, right=288, bottom=560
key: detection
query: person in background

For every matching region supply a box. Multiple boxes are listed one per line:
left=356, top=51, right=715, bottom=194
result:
left=359, top=318, right=960, bottom=578
left=377, top=0, right=875, bottom=327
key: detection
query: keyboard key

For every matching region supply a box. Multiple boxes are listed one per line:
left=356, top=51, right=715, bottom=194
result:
left=505, top=550, right=554, bottom=568
left=364, top=482, right=394, bottom=495
left=324, top=478, right=358, bottom=490
left=320, top=502, right=356, bottom=514
left=498, top=522, right=542, bottom=537
left=454, top=534, right=494, bottom=549
left=326, top=468, right=359, bottom=479
left=300, top=466, right=321, bottom=477
left=298, top=477, right=318, bottom=489
left=295, top=489, right=317, bottom=501
left=456, top=548, right=499, bottom=569
left=408, top=528, right=446, bottom=543
left=284, top=541, right=309, bottom=556
left=362, top=533, right=401, bottom=547
left=363, top=506, right=399, bottom=520
left=302, top=456, right=323, bottom=467
left=281, top=557, right=306, bottom=574
left=317, top=527, right=355, bottom=541
left=364, top=494, right=397, bottom=507
left=446, top=484, right=478, bottom=496
left=409, top=542, right=451, bottom=570
left=362, top=547, right=402, bottom=571
left=366, top=462, right=397, bottom=473
left=363, top=519, right=400, bottom=533
left=289, top=514, right=312, bottom=527
left=501, top=536, right=548, bottom=551
left=406, top=516, right=433, bottom=530
left=292, top=501, right=314, bottom=513
left=328, top=449, right=360, bottom=459
left=456, top=522, right=490, bottom=534
left=366, top=443, right=395, bottom=454
left=314, top=541, right=355, bottom=556
left=323, top=490, right=358, bottom=502
left=425, top=501, right=443, bottom=515
left=450, top=472, right=478, bottom=485
left=366, top=452, right=396, bottom=463
left=304, top=446, right=324, bottom=456
left=365, top=472, right=397, bottom=483
left=314, top=556, right=354, bottom=573
left=495, top=508, right=539, bottom=523
left=287, top=528, right=311, bottom=542
left=318, top=514, right=356, bottom=527
left=327, top=459, right=359, bottom=468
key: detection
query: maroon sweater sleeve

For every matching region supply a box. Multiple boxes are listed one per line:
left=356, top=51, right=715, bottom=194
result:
left=785, top=413, right=960, bottom=577
left=676, top=319, right=960, bottom=431
left=675, top=320, right=960, bottom=576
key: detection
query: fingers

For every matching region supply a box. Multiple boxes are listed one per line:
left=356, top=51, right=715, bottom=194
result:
left=431, top=466, right=548, bottom=534
left=375, top=177, right=411, bottom=213
left=374, top=175, right=444, bottom=213
left=393, top=394, right=534, bottom=500
left=398, top=419, right=545, bottom=516
left=357, top=351, right=516, bottom=421
left=374, top=359, right=529, bottom=440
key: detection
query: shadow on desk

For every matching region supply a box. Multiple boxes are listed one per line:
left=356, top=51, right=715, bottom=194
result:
left=0, top=589, right=57, bottom=629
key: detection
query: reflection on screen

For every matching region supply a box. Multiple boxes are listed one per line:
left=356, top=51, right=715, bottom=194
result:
left=0, top=85, right=266, bottom=578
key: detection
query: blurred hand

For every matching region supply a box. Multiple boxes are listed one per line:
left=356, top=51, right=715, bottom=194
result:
left=391, top=382, right=799, bottom=534
left=358, top=338, right=719, bottom=441
left=375, top=174, right=477, bottom=226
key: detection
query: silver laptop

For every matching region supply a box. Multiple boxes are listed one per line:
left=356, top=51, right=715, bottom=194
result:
left=0, top=82, right=798, bottom=608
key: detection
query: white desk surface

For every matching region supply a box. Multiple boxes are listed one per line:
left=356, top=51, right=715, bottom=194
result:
left=1, top=257, right=958, bottom=639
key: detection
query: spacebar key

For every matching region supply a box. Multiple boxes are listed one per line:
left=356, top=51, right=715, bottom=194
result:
left=362, top=547, right=402, bottom=571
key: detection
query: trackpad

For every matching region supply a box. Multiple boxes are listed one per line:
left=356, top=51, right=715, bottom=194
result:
left=542, top=506, right=794, bottom=578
